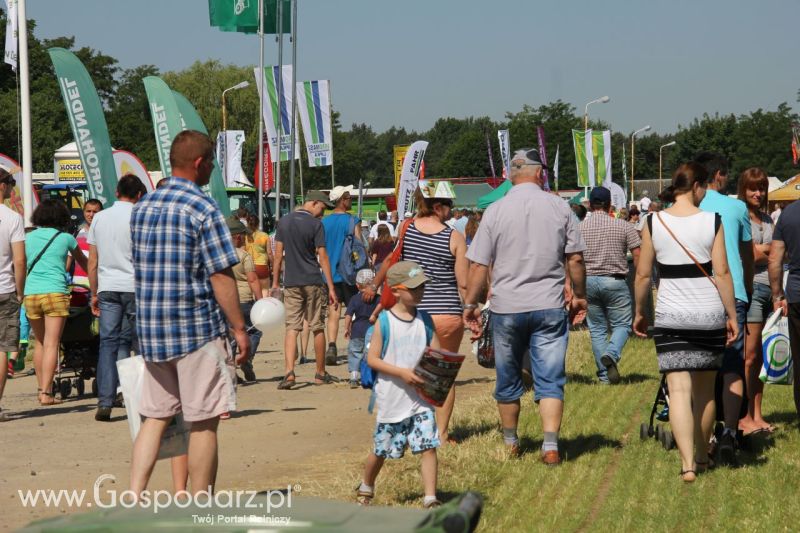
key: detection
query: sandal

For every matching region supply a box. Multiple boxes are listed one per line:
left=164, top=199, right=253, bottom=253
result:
left=680, top=469, right=696, bottom=483
left=355, top=485, right=374, bottom=506
left=39, top=391, right=62, bottom=406
left=277, top=371, right=296, bottom=390
left=315, top=372, right=340, bottom=385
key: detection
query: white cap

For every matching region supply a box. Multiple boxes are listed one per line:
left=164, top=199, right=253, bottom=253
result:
left=329, top=185, right=354, bottom=202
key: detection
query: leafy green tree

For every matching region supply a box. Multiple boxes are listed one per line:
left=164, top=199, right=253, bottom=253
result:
left=107, top=65, right=160, bottom=169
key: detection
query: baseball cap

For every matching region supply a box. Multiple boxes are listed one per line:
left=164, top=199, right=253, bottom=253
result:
left=511, top=148, right=548, bottom=169
left=589, top=186, right=611, bottom=204
left=329, top=185, right=354, bottom=202
left=305, top=190, right=335, bottom=208
left=355, top=268, right=375, bottom=285
left=387, top=261, right=429, bottom=289
left=226, top=216, right=252, bottom=236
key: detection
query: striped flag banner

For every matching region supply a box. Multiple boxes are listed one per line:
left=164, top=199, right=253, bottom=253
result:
left=593, top=129, right=612, bottom=186
left=296, top=80, right=333, bottom=167
left=254, top=65, right=300, bottom=162
left=498, top=129, right=510, bottom=180
left=572, top=129, right=612, bottom=188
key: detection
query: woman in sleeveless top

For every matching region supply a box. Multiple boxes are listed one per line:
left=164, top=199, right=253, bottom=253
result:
left=634, top=162, right=738, bottom=482
left=737, top=168, right=776, bottom=434
left=366, top=184, right=468, bottom=444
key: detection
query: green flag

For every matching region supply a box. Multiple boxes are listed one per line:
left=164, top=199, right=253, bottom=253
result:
left=49, top=48, right=118, bottom=207
left=143, top=76, right=183, bottom=178
left=208, top=0, right=291, bottom=34
left=572, top=129, right=593, bottom=188
left=171, top=91, right=231, bottom=216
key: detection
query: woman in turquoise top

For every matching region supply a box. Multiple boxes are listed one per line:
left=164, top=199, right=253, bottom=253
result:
left=24, top=200, right=88, bottom=405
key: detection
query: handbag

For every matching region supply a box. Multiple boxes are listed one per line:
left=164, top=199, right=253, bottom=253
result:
left=379, top=218, right=414, bottom=309
left=656, top=213, right=717, bottom=288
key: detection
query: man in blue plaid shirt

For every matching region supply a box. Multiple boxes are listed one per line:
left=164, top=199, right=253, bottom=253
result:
left=129, top=131, right=250, bottom=496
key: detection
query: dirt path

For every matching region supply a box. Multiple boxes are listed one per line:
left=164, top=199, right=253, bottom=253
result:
left=0, top=323, right=491, bottom=531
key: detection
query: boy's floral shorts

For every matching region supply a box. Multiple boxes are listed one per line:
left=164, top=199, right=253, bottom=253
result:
left=373, top=410, right=440, bottom=459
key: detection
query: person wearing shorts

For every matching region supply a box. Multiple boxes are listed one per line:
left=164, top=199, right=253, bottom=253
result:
left=129, top=131, right=250, bottom=496
left=273, top=190, right=338, bottom=389
left=24, top=200, right=88, bottom=406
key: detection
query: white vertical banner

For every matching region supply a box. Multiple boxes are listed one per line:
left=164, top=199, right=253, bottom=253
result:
left=296, top=79, right=333, bottom=167
left=253, top=65, right=300, bottom=162
left=498, top=129, right=510, bottom=180
left=553, top=145, right=559, bottom=189
left=584, top=129, right=596, bottom=187
left=601, top=130, right=613, bottom=187
left=216, top=130, right=248, bottom=187
left=4, top=0, right=17, bottom=71
left=397, top=140, right=428, bottom=221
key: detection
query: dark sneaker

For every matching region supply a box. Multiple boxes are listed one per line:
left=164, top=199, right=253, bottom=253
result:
left=113, top=393, right=125, bottom=408
left=716, top=431, right=738, bottom=467
left=325, top=344, right=338, bottom=366
left=600, top=355, right=621, bottom=384
left=242, top=362, right=257, bottom=382
left=95, top=407, right=112, bottom=422
left=349, top=379, right=360, bottom=389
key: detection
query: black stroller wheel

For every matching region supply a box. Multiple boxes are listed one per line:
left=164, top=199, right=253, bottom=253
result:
left=58, top=379, right=71, bottom=399
left=639, top=423, right=650, bottom=441
left=660, top=429, right=675, bottom=451
left=75, top=378, right=85, bottom=397
left=655, top=425, right=663, bottom=442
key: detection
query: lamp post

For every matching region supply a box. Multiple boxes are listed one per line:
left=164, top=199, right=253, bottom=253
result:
left=659, top=141, right=677, bottom=193
left=222, top=81, right=250, bottom=131
left=630, top=125, right=651, bottom=202
left=357, top=180, right=371, bottom=221
left=584, top=95, right=610, bottom=130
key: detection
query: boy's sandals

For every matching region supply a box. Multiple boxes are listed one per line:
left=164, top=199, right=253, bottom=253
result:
left=314, top=372, right=340, bottom=385
left=39, top=390, right=62, bottom=406
left=277, top=371, right=295, bottom=390
left=355, top=486, right=374, bottom=506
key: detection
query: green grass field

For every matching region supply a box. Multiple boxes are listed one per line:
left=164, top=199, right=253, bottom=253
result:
left=314, top=330, right=800, bottom=532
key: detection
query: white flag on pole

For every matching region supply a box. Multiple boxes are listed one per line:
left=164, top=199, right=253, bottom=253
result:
left=397, top=140, right=428, bottom=221
left=216, top=130, right=248, bottom=187
left=498, top=129, right=510, bottom=179
left=553, top=145, right=559, bottom=188
left=4, top=0, right=17, bottom=71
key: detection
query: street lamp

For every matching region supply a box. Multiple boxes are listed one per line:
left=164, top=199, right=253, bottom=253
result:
left=358, top=180, right=372, bottom=221
left=630, top=125, right=651, bottom=202
left=659, top=141, right=677, bottom=193
left=584, top=95, right=611, bottom=130
left=221, top=81, right=250, bottom=131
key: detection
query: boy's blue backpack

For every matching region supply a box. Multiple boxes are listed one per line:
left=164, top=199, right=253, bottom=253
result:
left=337, top=215, right=369, bottom=285
left=360, top=310, right=435, bottom=413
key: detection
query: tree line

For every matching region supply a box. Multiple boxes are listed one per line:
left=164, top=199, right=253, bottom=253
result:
left=0, top=15, right=798, bottom=193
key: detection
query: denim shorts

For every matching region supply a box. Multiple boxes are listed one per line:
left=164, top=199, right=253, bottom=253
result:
left=746, top=283, right=772, bottom=324
left=373, top=410, right=440, bottom=459
left=492, top=307, right=569, bottom=402
left=720, top=299, right=748, bottom=377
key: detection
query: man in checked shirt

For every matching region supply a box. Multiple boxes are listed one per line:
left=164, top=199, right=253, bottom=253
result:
left=129, top=131, right=250, bottom=496
left=579, top=186, right=641, bottom=384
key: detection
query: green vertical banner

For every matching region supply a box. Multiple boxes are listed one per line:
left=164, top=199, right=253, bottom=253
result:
left=208, top=0, right=291, bottom=34
left=143, top=76, right=183, bottom=178
left=572, top=129, right=594, bottom=188
left=172, top=91, right=230, bottom=216
left=49, top=47, right=118, bottom=207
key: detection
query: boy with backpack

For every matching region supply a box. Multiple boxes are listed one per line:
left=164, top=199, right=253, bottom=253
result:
left=344, top=269, right=379, bottom=388
left=356, top=261, right=442, bottom=508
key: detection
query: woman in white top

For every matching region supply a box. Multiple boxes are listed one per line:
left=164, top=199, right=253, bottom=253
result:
left=634, top=162, right=738, bottom=482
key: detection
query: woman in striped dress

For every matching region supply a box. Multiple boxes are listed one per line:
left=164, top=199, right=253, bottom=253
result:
left=634, top=162, right=738, bottom=482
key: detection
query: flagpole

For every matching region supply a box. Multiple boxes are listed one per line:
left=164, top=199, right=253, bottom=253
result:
left=328, top=79, right=335, bottom=188
left=298, top=142, right=305, bottom=199
left=274, top=0, right=284, bottom=222
left=288, top=0, right=297, bottom=209
left=17, top=0, right=32, bottom=226
left=257, top=0, right=265, bottom=230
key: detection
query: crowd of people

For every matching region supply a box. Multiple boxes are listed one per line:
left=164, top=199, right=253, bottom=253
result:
left=0, top=131, right=798, bottom=505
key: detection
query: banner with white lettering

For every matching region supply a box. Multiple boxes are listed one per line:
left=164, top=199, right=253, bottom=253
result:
left=4, top=0, right=17, bottom=71
left=296, top=80, right=333, bottom=167
left=397, top=140, right=428, bottom=222
left=254, top=65, right=300, bottom=162
left=49, top=47, right=118, bottom=207
left=216, top=130, right=248, bottom=187
left=498, top=130, right=510, bottom=180
left=143, top=76, right=183, bottom=178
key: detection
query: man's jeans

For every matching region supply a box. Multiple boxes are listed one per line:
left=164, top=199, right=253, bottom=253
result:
left=586, top=276, right=632, bottom=382
left=492, top=308, right=569, bottom=402
left=97, top=292, right=136, bottom=408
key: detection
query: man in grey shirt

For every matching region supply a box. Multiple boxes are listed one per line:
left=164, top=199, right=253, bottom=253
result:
left=464, top=148, right=587, bottom=466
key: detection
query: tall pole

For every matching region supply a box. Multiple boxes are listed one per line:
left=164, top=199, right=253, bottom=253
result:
left=658, top=141, right=676, bottom=194
left=274, top=0, right=284, bottom=222
left=298, top=144, right=305, bottom=199
left=18, top=0, right=33, bottom=226
left=288, top=0, right=298, bottom=209
left=630, top=135, right=635, bottom=204
left=257, top=0, right=265, bottom=230
left=328, top=80, right=335, bottom=189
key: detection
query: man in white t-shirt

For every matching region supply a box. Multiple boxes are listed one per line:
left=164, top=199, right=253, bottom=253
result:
left=0, top=169, right=25, bottom=421
left=368, top=210, right=396, bottom=244
left=639, top=191, right=652, bottom=213
left=88, top=175, right=146, bottom=421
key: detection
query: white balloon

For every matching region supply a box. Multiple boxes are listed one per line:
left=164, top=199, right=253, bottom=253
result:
left=250, top=297, right=285, bottom=332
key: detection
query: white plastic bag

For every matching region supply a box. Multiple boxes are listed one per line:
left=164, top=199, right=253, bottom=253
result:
left=760, top=309, right=793, bottom=385
left=117, top=356, right=189, bottom=459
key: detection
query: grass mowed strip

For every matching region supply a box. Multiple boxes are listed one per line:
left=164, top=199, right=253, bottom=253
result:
left=311, top=331, right=800, bottom=531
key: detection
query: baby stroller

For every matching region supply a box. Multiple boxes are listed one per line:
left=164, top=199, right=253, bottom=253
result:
left=640, top=375, right=675, bottom=450
left=53, top=287, right=99, bottom=399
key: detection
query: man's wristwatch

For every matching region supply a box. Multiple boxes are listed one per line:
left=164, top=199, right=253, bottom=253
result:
left=464, top=303, right=479, bottom=310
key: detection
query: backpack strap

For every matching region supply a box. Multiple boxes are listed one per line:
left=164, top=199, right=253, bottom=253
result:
left=368, top=310, right=392, bottom=414
left=419, top=310, right=435, bottom=345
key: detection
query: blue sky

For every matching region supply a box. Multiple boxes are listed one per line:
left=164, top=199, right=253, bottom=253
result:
left=27, top=0, right=798, bottom=135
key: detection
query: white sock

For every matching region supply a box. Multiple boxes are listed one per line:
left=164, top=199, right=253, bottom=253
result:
left=423, top=495, right=438, bottom=506
left=351, top=371, right=359, bottom=380
left=359, top=482, right=373, bottom=493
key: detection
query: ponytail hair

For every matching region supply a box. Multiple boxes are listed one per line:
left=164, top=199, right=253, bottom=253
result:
left=659, top=162, right=709, bottom=203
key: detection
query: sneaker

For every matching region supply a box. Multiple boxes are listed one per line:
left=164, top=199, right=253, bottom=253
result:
left=95, top=407, right=112, bottom=422
left=325, top=344, right=338, bottom=366
left=716, top=431, right=738, bottom=466
left=113, top=393, right=125, bottom=408
left=600, top=355, right=621, bottom=385
left=241, top=362, right=257, bottom=383
left=349, top=379, right=360, bottom=389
